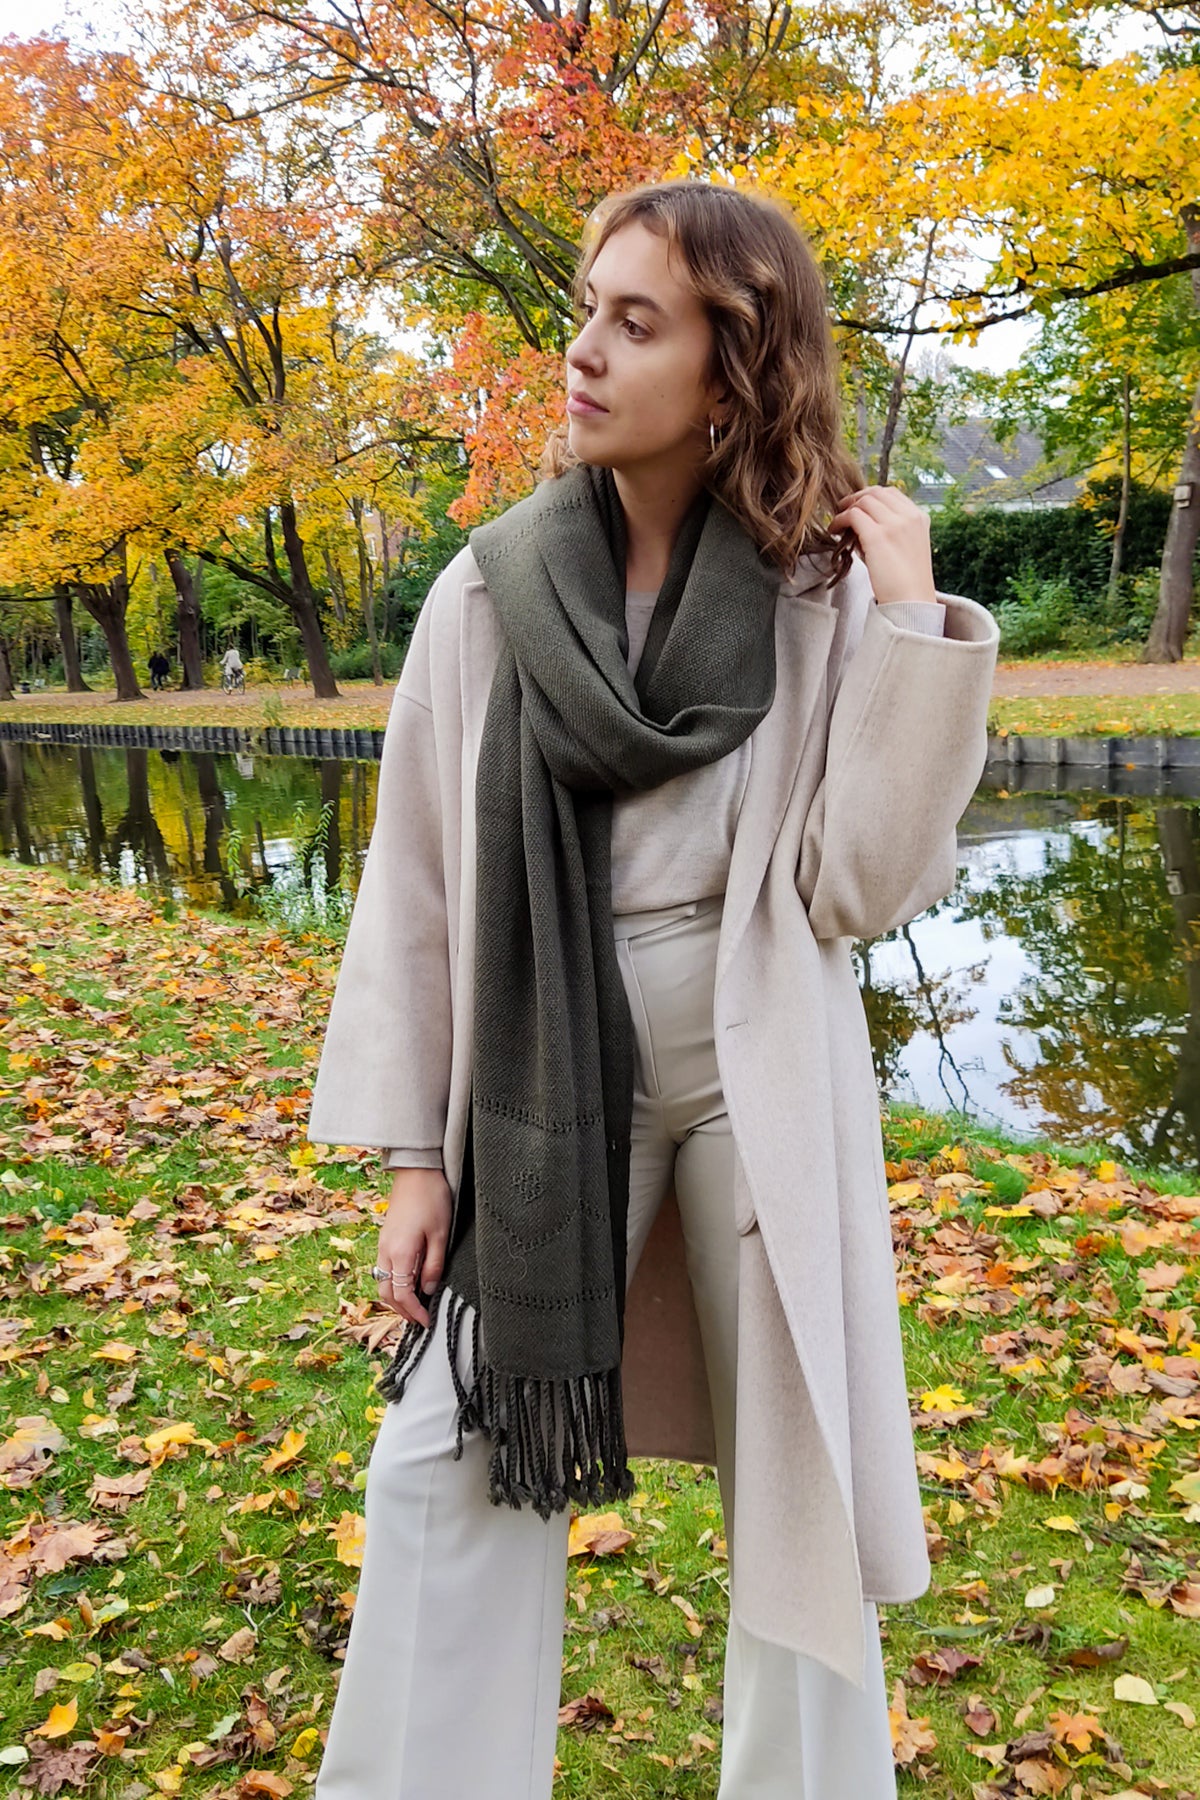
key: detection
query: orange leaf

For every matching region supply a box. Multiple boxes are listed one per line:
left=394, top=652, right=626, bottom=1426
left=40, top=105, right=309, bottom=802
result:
left=238, top=1774, right=293, bottom=1798
left=33, top=1697, right=78, bottom=1738
left=261, top=1427, right=306, bottom=1474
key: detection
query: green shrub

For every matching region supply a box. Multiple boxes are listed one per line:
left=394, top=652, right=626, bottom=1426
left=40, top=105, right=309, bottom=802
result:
left=993, top=568, right=1078, bottom=654
left=329, top=640, right=405, bottom=680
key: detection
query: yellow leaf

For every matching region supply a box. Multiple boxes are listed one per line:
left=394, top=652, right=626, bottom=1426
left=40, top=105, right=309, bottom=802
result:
left=144, top=1422, right=198, bottom=1468
left=96, top=1342, right=138, bottom=1364
left=1042, top=1515, right=1081, bottom=1534
left=567, top=1511, right=636, bottom=1557
left=151, top=1765, right=185, bottom=1794
left=262, top=1427, right=307, bottom=1474
left=59, top=1663, right=97, bottom=1682
left=918, top=1385, right=967, bottom=1412
left=887, top=1179, right=925, bottom=1205
left=328, top=1511, right=366, bottom=1568
left=33, top=1699, right=78, bottom=1739
left=291, top=1728, right=320, bottom=1759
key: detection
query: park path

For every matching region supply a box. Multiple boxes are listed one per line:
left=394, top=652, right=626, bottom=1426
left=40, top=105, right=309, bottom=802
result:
left=8, top=661, right=1200, bottom=713
left=992, top=658, right=1200, bottom=696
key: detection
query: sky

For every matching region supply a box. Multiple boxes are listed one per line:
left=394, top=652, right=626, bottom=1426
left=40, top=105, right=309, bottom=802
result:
left=4, top=0, right=1133, bottom=380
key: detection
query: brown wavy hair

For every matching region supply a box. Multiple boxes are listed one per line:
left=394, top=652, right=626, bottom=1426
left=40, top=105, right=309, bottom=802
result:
left=538, top=178, right=865, bottom=586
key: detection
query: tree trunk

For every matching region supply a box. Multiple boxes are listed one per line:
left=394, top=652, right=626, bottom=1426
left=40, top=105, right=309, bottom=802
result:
left=1107, top=370, right=1132, bottom=609
left=1142, top=382, right=1200, bottom=662
left=855, top=372, right=870, bottom=475
left=0, top=632, right=14, bottom=701
left=352, top=497, right=384, bottom=684
left=1143, top=202, right=1200, bottom=664
left=53, top=586, right=91, bottom=692
left=165, top=549, right=205, bottom=689
left=78, top=566, right=143, bottom=701
left=379, top=504, right=392, bottom=643
left=877, top=225, right=938, bottom=488
left=279, top=501, right=339, bottom=697
left=321, top=547, right=349, bottom=627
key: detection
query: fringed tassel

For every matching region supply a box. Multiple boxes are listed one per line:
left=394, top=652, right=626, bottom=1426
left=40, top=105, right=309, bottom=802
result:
left=375, top=1273, right=452, bottom=1405
left=376, top=1281, right=636, bottom=1523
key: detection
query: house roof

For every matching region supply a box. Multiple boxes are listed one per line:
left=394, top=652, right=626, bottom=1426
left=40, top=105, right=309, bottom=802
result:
left=893, top=417, right=1087, bottom=509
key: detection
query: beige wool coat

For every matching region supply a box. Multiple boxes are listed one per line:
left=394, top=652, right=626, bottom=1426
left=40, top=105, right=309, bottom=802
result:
left=306, top=537, right=1000, bottom=1689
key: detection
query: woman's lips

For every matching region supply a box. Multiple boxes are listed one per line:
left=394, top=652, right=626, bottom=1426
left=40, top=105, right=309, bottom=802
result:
left=567, top=393, right=608, bottom=415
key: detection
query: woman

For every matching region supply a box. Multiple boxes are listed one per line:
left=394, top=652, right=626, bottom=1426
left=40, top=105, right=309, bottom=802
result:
left=306, top=178, right=998, bottom=1798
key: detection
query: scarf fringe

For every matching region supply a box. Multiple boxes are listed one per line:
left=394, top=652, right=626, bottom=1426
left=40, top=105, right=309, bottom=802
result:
left=377, top=1280, right=636, bottom=1523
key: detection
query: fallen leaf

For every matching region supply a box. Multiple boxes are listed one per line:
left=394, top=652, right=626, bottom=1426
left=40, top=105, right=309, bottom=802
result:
left=143, top=1422, right=199, bottom=1468
left=87, top=1469, right=152, bottom=1512
left=31, top=1699, right=77, bottom=1739
left=261, top=1427, right=306, bottom=1474
left=217, top=1626, right=257, bottom=1664
left=566, top=1511, right=636, bottom=1558
left=327, top=1512, right=365, bottom=1568
left=1113, top=1673, right=1158, bottom=1706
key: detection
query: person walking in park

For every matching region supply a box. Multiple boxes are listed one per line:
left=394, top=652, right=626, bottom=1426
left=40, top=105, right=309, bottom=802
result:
left=148, top=649, right=170, bottom=690
left=219, top=643, right=245, bottom=690
left=305, top=178, right=999, bottom=1799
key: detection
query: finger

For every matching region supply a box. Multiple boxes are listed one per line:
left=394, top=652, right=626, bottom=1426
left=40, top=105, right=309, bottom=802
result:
left=390, top=1256, right=430, bottom=1328
left=422, top=1236, right=446, bottom=1292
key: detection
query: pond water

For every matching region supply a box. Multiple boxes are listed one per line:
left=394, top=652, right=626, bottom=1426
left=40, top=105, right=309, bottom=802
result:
left=2, top=737, right=1196, bottom=1178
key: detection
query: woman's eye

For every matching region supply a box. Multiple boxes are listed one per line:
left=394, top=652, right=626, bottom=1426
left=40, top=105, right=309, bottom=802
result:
left=578, top=303, right=647, bottom=338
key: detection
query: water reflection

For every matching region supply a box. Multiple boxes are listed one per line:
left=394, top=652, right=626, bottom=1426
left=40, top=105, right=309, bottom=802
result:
left=0, top=740, right=369, bottom=916
left=0, top=738, right=1192, bottom=1174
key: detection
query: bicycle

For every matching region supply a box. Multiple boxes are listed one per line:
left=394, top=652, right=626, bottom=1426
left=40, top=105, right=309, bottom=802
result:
left=221, top=666, right=246, bottom=694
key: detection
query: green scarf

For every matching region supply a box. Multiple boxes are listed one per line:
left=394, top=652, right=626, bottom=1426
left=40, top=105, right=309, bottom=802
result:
left=379, top=462, right=782, bottom=1517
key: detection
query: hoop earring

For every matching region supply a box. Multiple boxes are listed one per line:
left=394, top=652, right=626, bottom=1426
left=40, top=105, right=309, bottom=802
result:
left=708, top=418, right=718, bottom=454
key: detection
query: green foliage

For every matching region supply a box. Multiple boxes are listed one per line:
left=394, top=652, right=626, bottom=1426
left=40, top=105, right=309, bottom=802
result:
left=993, top=568, right=1079, bottom=653
left=383, top=473, right=470, bottom=648
left=227, top=800, right=354, bottom=938
left=329, top=641, right=404, bottom=679
left=930, top=480, right=1174, bottom=613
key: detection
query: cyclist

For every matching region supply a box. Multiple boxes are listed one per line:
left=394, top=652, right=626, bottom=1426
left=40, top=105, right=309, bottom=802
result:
left=220, top=645, right=245, bottom=692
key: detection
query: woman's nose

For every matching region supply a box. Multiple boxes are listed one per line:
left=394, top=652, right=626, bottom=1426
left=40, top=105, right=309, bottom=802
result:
left=567, top=325, right=601, bottom=374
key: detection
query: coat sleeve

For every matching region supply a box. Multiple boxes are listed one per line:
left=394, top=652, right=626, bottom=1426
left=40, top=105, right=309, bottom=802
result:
left=795, top=589, right=999, bottom=942
left=305, top=572, right=455, bottom=1157
left=381, top=1147, right=444, bottom=1170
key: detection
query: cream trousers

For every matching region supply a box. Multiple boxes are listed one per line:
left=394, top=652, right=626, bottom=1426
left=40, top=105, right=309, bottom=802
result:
left=315, top=894, right=898, bottom=1800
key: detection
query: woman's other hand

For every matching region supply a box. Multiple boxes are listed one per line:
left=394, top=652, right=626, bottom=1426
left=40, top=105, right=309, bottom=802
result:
left=376, top=1168, right=453, bottom=1328
left=828, top=484, right=938, bottom=607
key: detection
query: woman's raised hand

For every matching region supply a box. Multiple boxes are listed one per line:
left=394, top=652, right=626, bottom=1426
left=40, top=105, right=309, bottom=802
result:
left=828, top=484, right=939, bottom=607
left=376, top=1168, right=453, bottom=1328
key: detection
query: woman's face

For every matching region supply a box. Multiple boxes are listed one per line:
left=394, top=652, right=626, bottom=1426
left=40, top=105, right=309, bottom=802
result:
left=565, top=219, right=723, bottom=479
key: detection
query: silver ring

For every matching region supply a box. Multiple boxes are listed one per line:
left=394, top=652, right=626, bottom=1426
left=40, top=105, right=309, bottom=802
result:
left=372, top=1265, right=418, bottom=1288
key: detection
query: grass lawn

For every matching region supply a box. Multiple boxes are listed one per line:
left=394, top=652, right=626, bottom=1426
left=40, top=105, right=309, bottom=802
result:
left=988, top=696, right=1200, bottom=739
left=1, top=861, right=1198, bottom=1798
